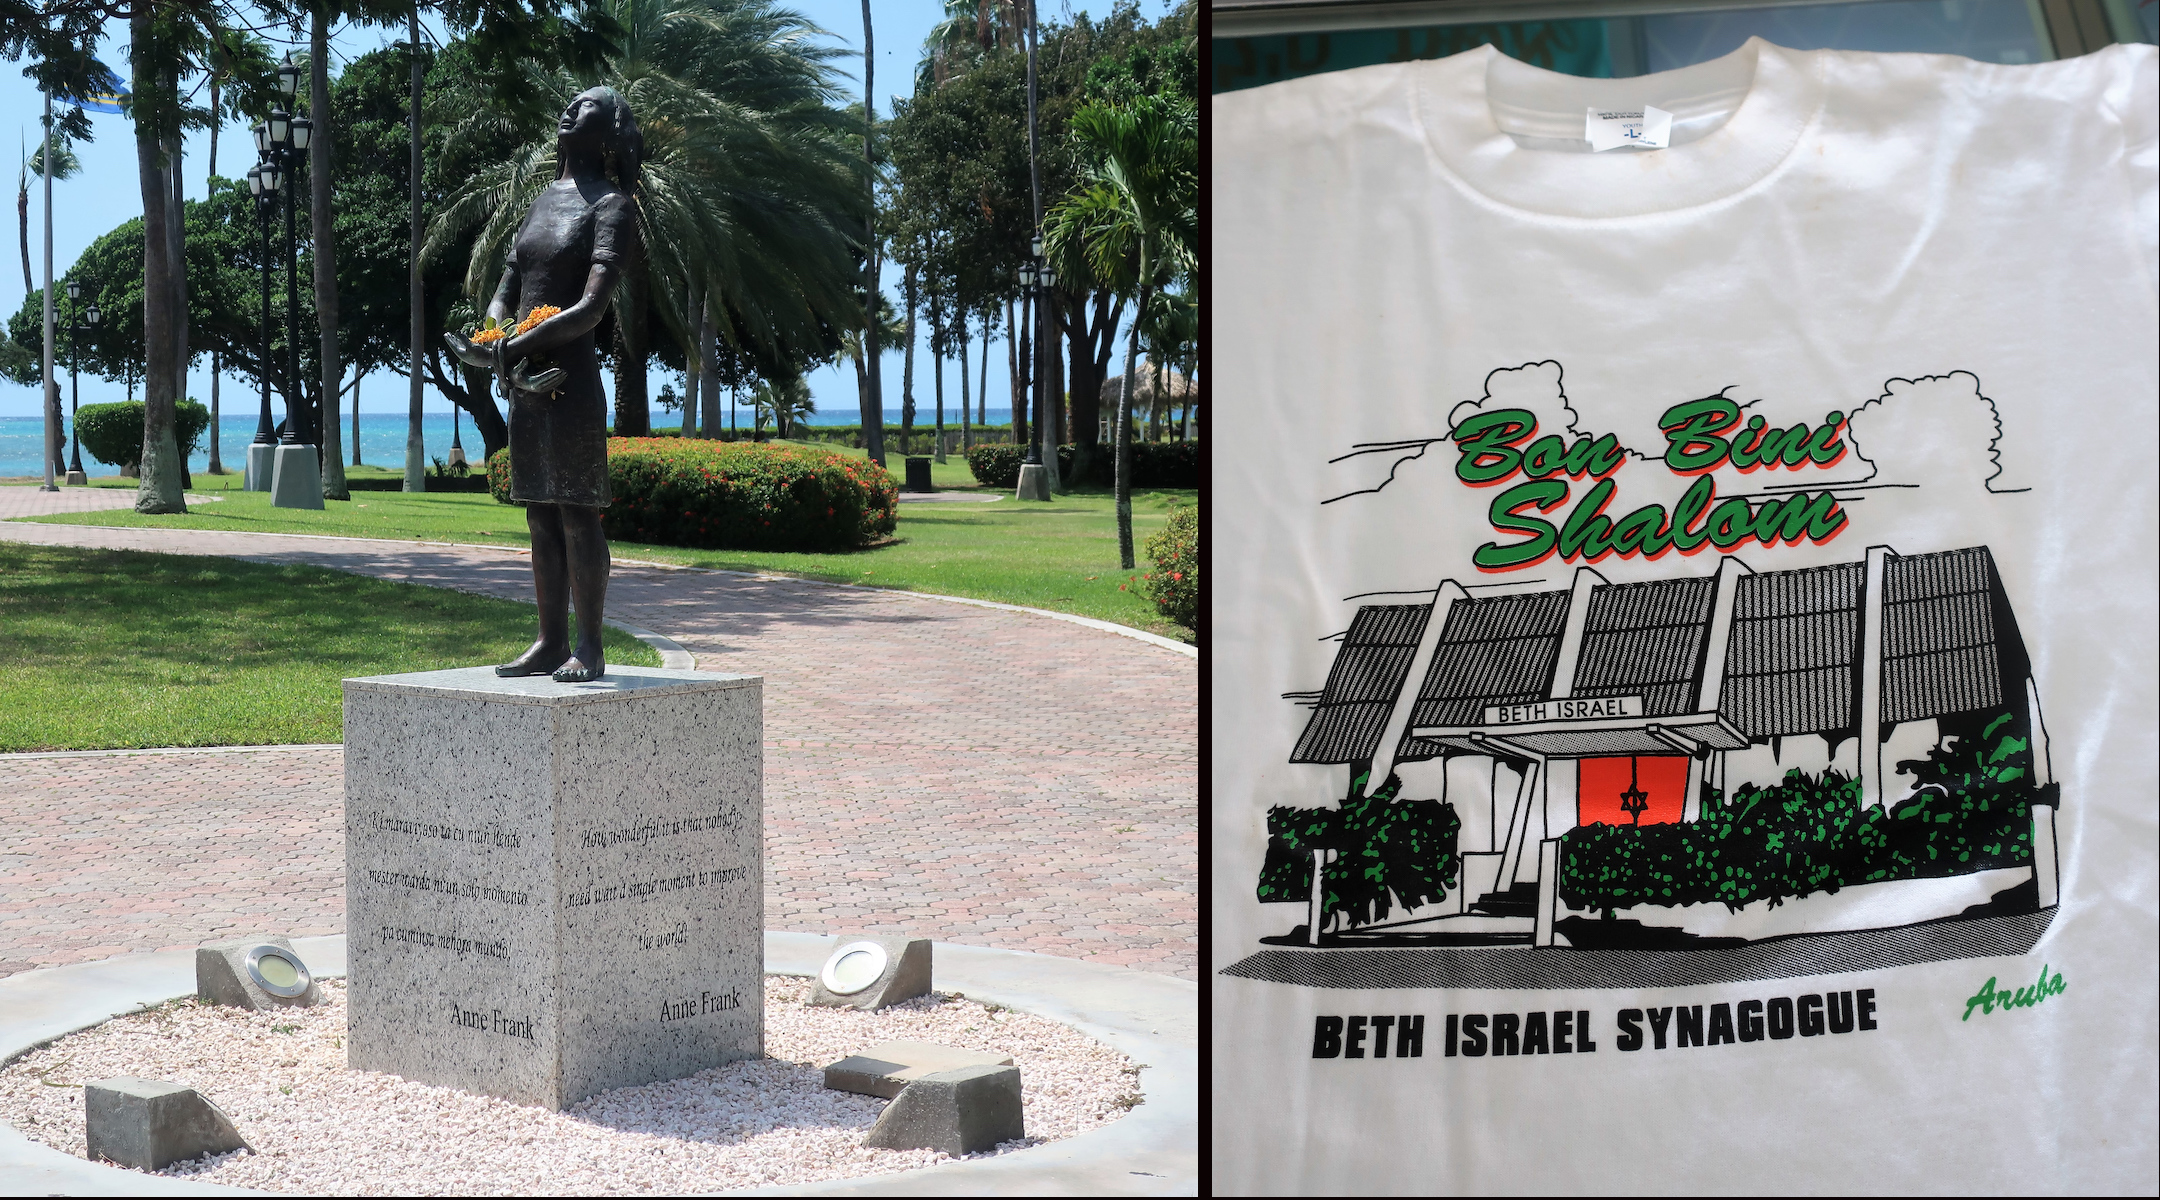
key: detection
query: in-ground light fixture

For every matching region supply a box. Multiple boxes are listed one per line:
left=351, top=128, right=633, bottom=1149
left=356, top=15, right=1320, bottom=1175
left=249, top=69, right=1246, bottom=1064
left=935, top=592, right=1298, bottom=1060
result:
left=244, top=943, right=313, bottom=998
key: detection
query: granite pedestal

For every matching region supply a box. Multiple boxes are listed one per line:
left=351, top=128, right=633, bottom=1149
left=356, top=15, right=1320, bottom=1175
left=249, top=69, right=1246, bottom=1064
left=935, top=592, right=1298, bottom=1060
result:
left=342, top=666, right=764, bottom=1110
left=244, top=443, right=274, bottom=492
left=268, top=443, right=323, bottom=509
left=1014, top=462, right=1051, bottom=502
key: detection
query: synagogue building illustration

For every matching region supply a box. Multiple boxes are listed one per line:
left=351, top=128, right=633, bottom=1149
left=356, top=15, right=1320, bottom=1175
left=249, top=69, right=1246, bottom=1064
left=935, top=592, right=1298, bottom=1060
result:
left=1245, top=544, right=2062, bottom=980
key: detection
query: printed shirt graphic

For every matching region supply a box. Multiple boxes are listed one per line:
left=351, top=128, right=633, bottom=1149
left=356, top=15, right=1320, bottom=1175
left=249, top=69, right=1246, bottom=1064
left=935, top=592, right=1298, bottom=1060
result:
left=1212, top=38, right=2158, bottom=1196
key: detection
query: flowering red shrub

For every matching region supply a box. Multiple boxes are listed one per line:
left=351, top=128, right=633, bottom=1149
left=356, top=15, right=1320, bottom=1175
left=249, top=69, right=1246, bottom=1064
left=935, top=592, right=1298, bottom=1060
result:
left=1141, top=501, right=1197, bottom=630
left=489, top=438, right=898, bottom=551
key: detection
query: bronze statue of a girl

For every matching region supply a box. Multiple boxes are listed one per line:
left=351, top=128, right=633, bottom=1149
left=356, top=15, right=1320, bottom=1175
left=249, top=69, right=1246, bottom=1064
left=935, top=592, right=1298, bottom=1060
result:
left=447, top=86, right=643, bottom=683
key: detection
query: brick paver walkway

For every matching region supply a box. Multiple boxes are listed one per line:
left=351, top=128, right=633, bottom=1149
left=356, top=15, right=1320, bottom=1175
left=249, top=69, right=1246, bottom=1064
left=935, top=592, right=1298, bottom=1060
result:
left=0, top=503, right=1196, bottom=981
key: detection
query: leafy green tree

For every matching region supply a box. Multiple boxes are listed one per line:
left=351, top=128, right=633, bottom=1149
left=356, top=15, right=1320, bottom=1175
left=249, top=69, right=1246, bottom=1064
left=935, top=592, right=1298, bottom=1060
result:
left=5, top=179, right=326, bottom=431
left=887, top=0, right=1193, bottom=485
left=1044, top=92, right=1193, bottom=567
left=430, top=0, right=867, bottom=439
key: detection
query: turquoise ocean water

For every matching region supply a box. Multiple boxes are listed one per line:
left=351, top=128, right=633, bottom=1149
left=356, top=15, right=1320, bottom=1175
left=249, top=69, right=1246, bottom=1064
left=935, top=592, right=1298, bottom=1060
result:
left=0, top=407, right=1013, bottom=479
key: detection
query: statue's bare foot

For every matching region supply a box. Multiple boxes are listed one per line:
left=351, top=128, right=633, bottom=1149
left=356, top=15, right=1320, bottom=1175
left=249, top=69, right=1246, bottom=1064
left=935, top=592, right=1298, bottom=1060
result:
left=551, top=644, right=605, bottom=683
left=497, top=639, right=570, bottom=677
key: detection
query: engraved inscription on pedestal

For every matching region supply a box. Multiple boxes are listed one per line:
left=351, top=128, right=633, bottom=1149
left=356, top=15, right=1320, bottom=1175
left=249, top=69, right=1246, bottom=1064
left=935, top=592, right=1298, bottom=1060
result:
left=343, top=666, right=763, bottom=1110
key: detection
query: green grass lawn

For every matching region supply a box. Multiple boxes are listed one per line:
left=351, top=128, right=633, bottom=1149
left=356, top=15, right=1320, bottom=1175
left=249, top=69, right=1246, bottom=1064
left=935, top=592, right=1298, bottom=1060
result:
left=28, top=446, right=1197, bottom=642
left=0, top=542, right=658, bottom=752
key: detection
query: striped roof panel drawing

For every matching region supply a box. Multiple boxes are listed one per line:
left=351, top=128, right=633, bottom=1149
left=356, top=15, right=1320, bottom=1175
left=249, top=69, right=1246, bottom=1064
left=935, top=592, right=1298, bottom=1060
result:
left=1289, top=604, right=1430, bottom=764
left=1718, top=562, right=1864, bottom=738
left=1571, top=576, right=1716, bottom=717
left=1406, top=589, right=1571, bottom=730
left=1881, top=546, right=2024, bottom=724
left=1294, top=546, right=2028, bottom=765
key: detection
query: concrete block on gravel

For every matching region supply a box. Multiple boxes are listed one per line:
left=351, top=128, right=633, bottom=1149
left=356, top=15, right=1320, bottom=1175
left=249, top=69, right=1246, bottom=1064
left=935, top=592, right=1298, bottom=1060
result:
left=85, top=1077, right=252, bottom=1171
left=809, top=935, right=931, bottom=1010
left=197, top=936, right=323, bottom=1010
left=861, top=1064, right=1024, bottom=1155
left=823, top=1040, right=1013, bottom=1099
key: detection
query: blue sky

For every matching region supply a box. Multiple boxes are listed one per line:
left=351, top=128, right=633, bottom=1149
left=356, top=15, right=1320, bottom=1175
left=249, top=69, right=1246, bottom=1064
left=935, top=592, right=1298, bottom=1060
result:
left=2, top=0, right=1170, bottom=422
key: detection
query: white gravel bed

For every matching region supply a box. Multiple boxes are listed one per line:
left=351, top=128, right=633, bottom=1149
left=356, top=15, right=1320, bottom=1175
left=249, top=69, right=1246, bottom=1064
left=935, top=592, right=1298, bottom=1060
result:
left=0, top=976, right=1140, bottom=1195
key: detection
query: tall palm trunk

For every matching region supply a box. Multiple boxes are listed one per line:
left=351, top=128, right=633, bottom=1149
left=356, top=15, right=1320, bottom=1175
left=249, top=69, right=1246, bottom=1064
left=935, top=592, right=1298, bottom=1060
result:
left=682, top=289, right=701, bottom=435
left=133, top=17, right=185, bottom=514
left=312, top=14, right=349, bottom=500
left=950, top=311, right=965, bottom=463
left=901, top=261, right=916, bottom=456
left=1114, top=279, right=1147, bottom=569
left=858, top=0, right=885, bottom=468
left=977, top=309, right=988, bottom=428
left=17, top=175, right=28, bottom=294
left=1149, top=355, right=1163, bottom=443
left=207, top=62, right=224, bottom=474
left=405, top=7, right=427, bottom=492
left=612, top=251, right=652, bottom=435
left=167, top=134, right=192, bottom=489
left=698, top=294, right=720, bottom=437
left=1009, top=293, right=1025, bottom=448
left=930, top=302, right=943, bottom=464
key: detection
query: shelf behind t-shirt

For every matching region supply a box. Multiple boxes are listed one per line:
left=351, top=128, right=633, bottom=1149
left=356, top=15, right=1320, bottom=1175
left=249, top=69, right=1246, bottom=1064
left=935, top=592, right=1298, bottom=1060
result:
left=1209, top=0, right=2155, bottom=95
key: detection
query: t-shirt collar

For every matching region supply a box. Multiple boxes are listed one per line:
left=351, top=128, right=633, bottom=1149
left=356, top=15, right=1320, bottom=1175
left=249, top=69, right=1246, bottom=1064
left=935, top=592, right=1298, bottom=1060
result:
left=1416, top=37, right=1826, bottom=219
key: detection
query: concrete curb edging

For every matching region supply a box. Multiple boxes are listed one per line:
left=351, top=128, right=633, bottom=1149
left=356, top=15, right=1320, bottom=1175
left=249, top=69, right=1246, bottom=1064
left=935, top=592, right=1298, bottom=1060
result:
left=0, top=744, right=345, bottom=761
left=2, top=519, right=1195, bottom=659
left=0, top=934, right=1195, bottom=1197
left=604, top=618, right=694, bottom=669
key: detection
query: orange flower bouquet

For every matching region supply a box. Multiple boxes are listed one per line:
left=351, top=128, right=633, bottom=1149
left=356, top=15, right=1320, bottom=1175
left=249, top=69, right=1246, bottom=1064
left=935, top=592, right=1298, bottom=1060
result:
left=469, top=304, right=563, bottom=345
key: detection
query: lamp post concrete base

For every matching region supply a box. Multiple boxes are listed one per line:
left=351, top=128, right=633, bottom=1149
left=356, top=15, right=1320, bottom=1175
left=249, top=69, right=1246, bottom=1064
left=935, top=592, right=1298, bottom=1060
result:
left=245, top=443, right=276, bottom=492
left=269, top=444, right=324, bottom=510
left=1015, top=463, right=1051, bottom=502
left=64, top=470, right=86, bottom=486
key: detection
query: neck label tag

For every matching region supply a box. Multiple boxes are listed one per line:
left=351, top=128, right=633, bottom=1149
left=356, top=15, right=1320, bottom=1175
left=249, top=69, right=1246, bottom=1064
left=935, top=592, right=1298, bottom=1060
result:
left=1586, top=105, right=1673, bottom=152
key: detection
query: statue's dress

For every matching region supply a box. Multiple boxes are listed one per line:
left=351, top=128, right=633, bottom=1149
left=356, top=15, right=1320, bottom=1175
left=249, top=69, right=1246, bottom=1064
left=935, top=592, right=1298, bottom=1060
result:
left=504, top=180, right=639, bottom=509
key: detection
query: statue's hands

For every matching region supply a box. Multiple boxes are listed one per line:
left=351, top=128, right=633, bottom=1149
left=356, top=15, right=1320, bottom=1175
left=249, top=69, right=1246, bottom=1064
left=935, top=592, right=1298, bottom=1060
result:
left=510, top=356, right=568, bottom=396
left=443, top=330, right=495, bottom=370
left=493, top=331, right=566, bottom=396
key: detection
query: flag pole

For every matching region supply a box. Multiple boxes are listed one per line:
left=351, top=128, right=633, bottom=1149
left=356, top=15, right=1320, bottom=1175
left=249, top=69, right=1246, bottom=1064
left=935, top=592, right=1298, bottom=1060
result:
left=40, top=89, right=58, bottom=492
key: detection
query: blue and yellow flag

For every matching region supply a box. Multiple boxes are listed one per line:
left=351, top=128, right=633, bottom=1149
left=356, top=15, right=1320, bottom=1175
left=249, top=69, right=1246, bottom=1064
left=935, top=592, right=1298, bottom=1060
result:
left=61, top=60, right=128, bottom=113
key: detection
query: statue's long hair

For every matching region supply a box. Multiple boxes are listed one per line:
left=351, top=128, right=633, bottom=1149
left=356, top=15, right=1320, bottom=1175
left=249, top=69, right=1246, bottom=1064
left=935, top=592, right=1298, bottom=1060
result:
left=556, top=86, right=643, bottom=194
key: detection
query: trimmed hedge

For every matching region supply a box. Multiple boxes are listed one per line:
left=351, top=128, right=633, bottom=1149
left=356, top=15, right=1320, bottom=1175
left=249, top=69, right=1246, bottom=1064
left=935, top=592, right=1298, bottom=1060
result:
left=75, top=399, right=209, bottom=469
left=964, top=440, right=1200, bottom=490
left=1558, top=708, right=2043, bottom=916
left=1141, top=502, right=1197, bottom=630
left=966, top=443, right=1028, bottom=488
left=489, top=437, right=898, bottom=551
left=1256, top=771, right=1461, bottom=928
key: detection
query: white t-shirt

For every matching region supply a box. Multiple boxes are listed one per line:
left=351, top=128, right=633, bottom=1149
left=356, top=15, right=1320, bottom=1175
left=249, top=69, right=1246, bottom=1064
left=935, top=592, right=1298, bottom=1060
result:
left=1213, top=37, right=2156, bottom=1194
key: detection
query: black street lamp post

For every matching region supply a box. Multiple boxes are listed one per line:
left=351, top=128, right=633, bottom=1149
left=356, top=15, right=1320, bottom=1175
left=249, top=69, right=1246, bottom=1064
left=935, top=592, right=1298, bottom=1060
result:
left=251, top=54, right=324, bottom=510
left=267, top=113, right=313, bottom=446
left=64, top=278, right=99, bottom=484
left=1019, top=262, right=1037, bottom=466
left=1015, top=247, right=1057, bottom=498
left=246, top=161, right=280, bottom=457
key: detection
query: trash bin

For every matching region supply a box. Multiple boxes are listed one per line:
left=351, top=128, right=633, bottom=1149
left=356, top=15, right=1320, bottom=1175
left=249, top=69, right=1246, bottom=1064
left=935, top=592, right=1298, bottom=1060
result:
left=905, top=457, right=934, bottom=493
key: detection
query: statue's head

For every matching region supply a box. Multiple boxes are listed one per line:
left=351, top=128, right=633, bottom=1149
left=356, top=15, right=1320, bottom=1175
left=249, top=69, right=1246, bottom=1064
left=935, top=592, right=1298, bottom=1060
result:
left=556, top=86, right=642, bottom=191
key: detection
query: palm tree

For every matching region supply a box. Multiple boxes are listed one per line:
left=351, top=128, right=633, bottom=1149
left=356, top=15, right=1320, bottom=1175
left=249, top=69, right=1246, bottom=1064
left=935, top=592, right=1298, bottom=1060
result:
left=754, top=373, right=812, bottom=437
left=858, top=0, right=885, bottom=467
left=839, top=287, right=904, bottom=447
left=19, top=135, right=80, bottom=295
left=1045, top=94, right=1194, bottom=567
left=916, top=0, right=1019, bottom=89
left=431, top=0, right=867, bottom=437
